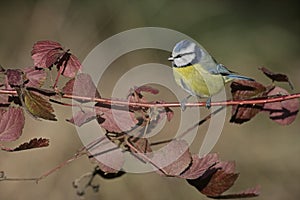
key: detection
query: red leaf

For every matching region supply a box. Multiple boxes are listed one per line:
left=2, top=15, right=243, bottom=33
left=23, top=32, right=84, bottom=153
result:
left=230, top=80, right=267, bottom=124
left=31, top=41, right=82, bottom=78
left=62, top=73, right=100, bottom=102
left=152, top=140, right=192, bottom=176
left=260, top=67, right=294, bottom=89
left=0, top=93, right=9, bottom=105
left=0, top=107, right=25, bottom=142
left=1, top=138, right=49, bottom=152
left=165, top=106, right=174, bottom=121
left=127, top=85, right=159, bottom=105
left=31, top=40, right=64, bottom=68
left=154, top=101, right=174, bottom=122
left=208, top=186, right=260, bottom=199
left=133, top=85, right=159, bottom=95
left=6, top=69, right=24, bottom=87
left=67, top=110, right=96, bottom=127
left=23, top=66, right=46, bottom=87
left=96, top=103, right=138, bottom=133
left=180, top=153, right=219, bottom=179
left=201, top=161, right=239, bottom=197
left=88, top=136, right=124, bottom=173
left=61, top=54, right=82, bottom=78
left=263, top=86, right=299, bottom=125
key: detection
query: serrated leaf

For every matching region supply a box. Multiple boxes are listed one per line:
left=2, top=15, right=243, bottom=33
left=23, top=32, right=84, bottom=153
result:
left=152, top=140, right=192, bottom=176
left=201, top=161, right=239, bottom=197
left=1, top=138, right=49, bottom=152
left=31, top=40, right=64, bottom=68
left=180, top=153, right=219, bottom=179
left=62, top=73, right=100, bottom=102
left=31, top=40, right=82, bottom=79
left=128, top=136, right=152, bottom=154
left=23, top=66, right=46, bottom=87
left=6, top=69, right=24, bottom=87
left=230, top=80, right=267, bottom=124
left=67, top=110, right=96, bottom=127
left=263, top=86, right=299, bottom=125
left=0, top=93, right=10, bottom=105
left=0, top=107, right=25, bottom=142
left=260, top=67, right=294, bottom=89
left=207, top=186, right=260, bottom=199
left=95, top=103, right=138, bottom=133
left=60, top=54, right=82, bottom=78
left=132, top=85, right=159, bottom=95
left=88, top=136, right=124, bottom=173
left=22, top=89, right=57, bottom=121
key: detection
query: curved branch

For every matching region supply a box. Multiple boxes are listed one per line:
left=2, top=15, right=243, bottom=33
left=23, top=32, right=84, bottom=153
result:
left=1, top=89, right=300, bottom=108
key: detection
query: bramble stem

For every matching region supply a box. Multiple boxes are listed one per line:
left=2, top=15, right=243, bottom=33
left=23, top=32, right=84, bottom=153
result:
left=1, top=89, right=299, bottom=108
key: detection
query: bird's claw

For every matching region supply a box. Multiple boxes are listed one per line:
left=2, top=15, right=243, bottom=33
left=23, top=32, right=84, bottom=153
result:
left=205, top=98, right=211, bottom=109
left=180, top=99, right=187, bottom=111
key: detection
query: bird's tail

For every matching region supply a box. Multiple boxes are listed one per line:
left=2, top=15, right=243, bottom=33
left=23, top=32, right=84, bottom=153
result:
left=225, top=74, right=255, bottom=82
left=217, top=64, right=255, bottom=82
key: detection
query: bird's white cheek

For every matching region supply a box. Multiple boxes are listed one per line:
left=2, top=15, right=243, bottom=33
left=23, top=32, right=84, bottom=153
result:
left=174, top=59, right=185, bottom=67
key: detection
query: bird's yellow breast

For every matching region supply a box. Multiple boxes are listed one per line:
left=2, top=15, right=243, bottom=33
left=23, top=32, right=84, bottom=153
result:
left=173, top=64, right=225, bottom=97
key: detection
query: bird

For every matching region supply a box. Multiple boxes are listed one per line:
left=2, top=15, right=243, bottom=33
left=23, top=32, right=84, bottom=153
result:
left=168, top=40, right=254, bottom=110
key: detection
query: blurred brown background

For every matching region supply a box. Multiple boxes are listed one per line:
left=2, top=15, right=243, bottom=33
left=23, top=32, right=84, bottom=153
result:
left=1, top=0, right=300, bottom=200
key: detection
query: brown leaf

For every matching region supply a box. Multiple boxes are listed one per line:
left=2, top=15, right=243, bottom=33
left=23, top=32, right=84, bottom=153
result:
left=22, top=89, right=57, bottom=121
left=152, top=140, right=192, bottom=176
left=0, top=107, right=25, bottom=142
left=230, top=80, right=267, bottom=124
left=62, top=73, right=101, bottom=102
left=180, top=153, right=219, bottom=179
left=201, top=161, right=239, bottom=197
left=95, top=103, right=138, bottom=133
left=67, top=110, right=96, bottom=127
left=88, top=136, right=124, bottom=173
left=128, top=136, right=152, bottom=154
left=208, top=186, right=260, bottom=199
left=259, top=67, right=294, bottom=89
left=263, top=86, right=299, bottom=125
left=1, top=138, right=49, bottom=152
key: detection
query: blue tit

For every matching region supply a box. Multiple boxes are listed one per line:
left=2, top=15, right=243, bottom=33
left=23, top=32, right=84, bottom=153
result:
left=168, top=40, right=254, bottom=109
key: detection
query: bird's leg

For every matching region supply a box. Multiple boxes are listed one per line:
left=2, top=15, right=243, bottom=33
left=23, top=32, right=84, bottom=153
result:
left=205, top=97, right=212, bottom=109
left=180, top=95, right=192, bottom=111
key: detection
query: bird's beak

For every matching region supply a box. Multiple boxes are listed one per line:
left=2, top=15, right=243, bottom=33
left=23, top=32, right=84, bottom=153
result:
left=168, top=56, right=174, bottom=61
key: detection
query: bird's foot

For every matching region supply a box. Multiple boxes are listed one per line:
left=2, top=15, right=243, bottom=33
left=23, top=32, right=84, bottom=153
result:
left=180, top=98, right=188, bottom=111
left=205, top=98, right=211, bottom=109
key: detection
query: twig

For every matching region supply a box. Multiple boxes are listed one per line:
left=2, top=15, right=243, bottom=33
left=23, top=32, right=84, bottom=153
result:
left=36, top=151, right=86, bottom=183
left=150, top=106, right=225, bottom=146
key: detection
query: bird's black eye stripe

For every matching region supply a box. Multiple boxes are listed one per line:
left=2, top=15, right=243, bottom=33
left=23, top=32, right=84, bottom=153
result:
left=175, top=52, right=194, bottom=58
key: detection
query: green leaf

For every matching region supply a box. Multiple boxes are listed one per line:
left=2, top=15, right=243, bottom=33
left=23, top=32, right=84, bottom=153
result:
left=22, top=89, right=57, bottom=121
